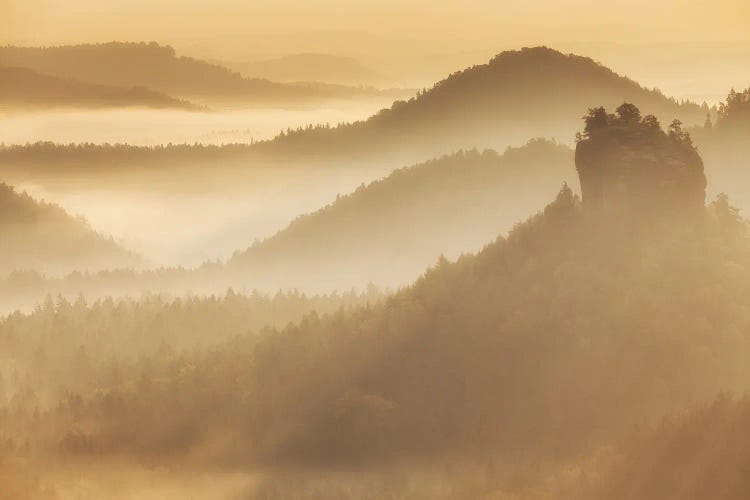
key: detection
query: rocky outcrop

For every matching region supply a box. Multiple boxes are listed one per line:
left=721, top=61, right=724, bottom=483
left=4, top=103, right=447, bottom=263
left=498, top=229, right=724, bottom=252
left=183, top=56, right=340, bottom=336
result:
left=575, top=103, right=707, bottom=214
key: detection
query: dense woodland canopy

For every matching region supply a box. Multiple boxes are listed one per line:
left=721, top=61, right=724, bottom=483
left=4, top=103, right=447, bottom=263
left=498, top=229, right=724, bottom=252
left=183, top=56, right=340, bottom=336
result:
left=2, top=180, right=749, bottom=498
left=716, top=87, right=750, bottom=133
left=690, top=86, right=750, bottom=215
left=0, top=182, right=140, bottom=276
left=690, top=86, right=750, bottom=139
left=578, top=395, right=750, bottom=500
left=80, top=187, right=750, bottom=463
left=0, top=35, right=748, bottom=499
left=0, top=287, right=381, bottom=411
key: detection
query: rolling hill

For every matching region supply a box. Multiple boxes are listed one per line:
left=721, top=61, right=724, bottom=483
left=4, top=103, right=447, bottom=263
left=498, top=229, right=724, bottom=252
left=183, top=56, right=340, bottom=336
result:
left=252, top=46, right=707, bottom=162
left=0, top=47, right=709, bottom=189
left=0, top=139, right=574, bottom=310
left=0, top=182, right=141, bottom=276
left=230, top=53, right=380, bottom=85
left=228, top=138, right=576, bottom=290
left=0, top=66, right=200, bottom=110
left=2, top=105, right=750, bottom=499
left=0, top=42, right=407, bottom=105
left=8, top=172, right=750, bottom=498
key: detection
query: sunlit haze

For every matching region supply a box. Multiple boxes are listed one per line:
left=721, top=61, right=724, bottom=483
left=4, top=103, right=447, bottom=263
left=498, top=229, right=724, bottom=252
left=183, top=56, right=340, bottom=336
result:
left=2, top=2, right=750, bottom=499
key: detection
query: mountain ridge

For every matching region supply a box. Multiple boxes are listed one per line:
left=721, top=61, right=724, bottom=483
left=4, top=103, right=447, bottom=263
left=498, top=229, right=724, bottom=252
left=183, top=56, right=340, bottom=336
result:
left=0, top=47, right=709, bottom=182
left=0, top=66, right=202, bottom=111
left=249, top=46, right=708, bottom=161
left=230, top=52, right=380, bottom=85
left=228, top=138, right=576, bottom=290
left=0, top=182, right=142, bottom=276
left=0, top=139, right=575, bottom=309
left=0, top=42, right=408, bottom=106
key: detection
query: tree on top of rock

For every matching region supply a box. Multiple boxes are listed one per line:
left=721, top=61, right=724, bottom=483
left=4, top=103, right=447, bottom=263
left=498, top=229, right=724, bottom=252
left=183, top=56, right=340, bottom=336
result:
left=575, top=103, right=706, bottom=213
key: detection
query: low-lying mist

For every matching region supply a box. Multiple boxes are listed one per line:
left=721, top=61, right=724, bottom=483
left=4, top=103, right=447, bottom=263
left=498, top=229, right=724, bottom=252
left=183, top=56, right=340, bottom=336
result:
left=0, top=101, right=391, bottom=146
left=15, top=165, right=385, bottom=267
left=13, top=172, right=376, bottom=266
left=1, top=33, right=749, bottom=500
left=0, top=140, right=575, bottom=314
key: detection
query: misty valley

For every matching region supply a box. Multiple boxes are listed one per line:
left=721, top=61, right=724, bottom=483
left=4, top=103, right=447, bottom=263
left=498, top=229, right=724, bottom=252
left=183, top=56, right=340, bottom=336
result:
left=1, top=18, right=750, bottom=500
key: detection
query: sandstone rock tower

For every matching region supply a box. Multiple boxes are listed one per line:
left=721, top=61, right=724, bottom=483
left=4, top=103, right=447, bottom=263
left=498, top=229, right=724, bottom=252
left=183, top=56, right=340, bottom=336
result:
left=575, top=103, right=706, bottom=214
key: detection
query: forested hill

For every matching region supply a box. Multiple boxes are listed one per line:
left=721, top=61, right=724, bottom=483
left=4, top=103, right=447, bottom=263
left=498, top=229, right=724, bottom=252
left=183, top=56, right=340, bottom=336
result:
left=690, top=87, right=750, bottom=214
left=0, top=42, right=403, bottom=104
left=229, top=138, right=575, bottom=290
left=0, top=66, right=200, bottom=110
left=578, top=395, right=750, bottom=500
left=0, top=140, right=574, bottom=308
left=253, top=46, right=707, bottom=161
left=12, top=184, right=750, bottom=498
left=0, top=183, right=141, bottom=276
left=0, top=48, right=707, bottom=183
left=4, top=108, right=750, bottom=498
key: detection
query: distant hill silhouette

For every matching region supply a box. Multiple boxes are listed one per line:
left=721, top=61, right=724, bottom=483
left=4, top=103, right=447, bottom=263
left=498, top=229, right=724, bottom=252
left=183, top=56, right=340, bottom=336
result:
left=21, top=180, right=750, bottom=490
left=0, top=140, right=574, bottom=309
left=3, top=106, right=750, bottom=499
left=231, top=53, right=380, bottom=85
left=0, top=47, right=708, bottom=186
left=0, top=42, right=406, bottom=105
left=229, top=138, right=576, bottom=290
left=0, top=66, right=200, bottom=110
left=0, top=182, right=141, bottom=276
left=251, top=47, right=707, bottom=162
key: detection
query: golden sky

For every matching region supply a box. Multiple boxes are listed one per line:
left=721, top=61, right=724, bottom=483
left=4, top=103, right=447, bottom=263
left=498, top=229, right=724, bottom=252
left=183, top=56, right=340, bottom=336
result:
left=4, top=0, right=750, bottom=50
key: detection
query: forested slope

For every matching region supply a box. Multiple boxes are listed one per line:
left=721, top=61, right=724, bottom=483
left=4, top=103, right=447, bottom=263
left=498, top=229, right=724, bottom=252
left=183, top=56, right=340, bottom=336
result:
left=0, top=66, right=200, bottom=110
left=253, top=46, right=707, bottom=161
left=0, top=182, right=140, bottom=275
left=229, top=138, right=576, bottom=290
left=0, top=42, right=400, bottom=105
left=2, top=105, right=747, bottom=499
left=0, top=139, right=574, bottom=308
left=0, top=47, right=707, bottom=185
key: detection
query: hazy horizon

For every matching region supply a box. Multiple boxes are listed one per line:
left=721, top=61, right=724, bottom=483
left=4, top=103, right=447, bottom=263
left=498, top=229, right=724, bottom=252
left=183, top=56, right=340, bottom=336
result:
left=3, top=0, right=750, bottom=105
left=4, top=0, right=749, bottom=45
left=3, top=3, right=750, bottom=499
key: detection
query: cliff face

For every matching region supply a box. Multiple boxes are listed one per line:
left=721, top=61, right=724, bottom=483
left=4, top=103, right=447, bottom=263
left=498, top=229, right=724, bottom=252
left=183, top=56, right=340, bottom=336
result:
left=575, top=104, right=707, bottom=214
